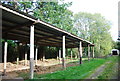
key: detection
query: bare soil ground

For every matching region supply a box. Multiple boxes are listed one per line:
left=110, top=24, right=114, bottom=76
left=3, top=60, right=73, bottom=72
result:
left=0, top=58, right=78, bottom=79
left=0, top=58, right=77, bottom=72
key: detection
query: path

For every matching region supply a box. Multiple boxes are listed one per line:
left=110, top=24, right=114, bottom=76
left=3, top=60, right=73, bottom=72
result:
left=87, top=61, right=111, bottom=79
left=111, top=63, right=118, bottom=79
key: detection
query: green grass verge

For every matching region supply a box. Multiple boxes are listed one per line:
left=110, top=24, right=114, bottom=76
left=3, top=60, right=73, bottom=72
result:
left=37, top=59, right=106, bottom=79
left=97, top=56, right=118, bottom=79
left=19, top=56, right=118, bottom=80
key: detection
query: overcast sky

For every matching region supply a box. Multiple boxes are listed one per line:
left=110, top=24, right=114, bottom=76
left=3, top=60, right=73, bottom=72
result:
left=64, top=0, right=119, bottom=41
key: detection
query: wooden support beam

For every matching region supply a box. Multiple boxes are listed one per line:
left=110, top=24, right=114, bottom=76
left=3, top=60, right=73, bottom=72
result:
left=25, top=53, right=27, bottom=65
left=3, top=41, right=8, bottom=75
left=5, top=33, right=59, bottom=44
left=17, top=57, right=19, bottom=65
left=79, top=41, right=82, bottom=64
left=88, top=44, right=90, bottom=61
left=2, top=18, right=21, bottom=25
left=59, top=49, right=61, bottom=58
left=38, top=39, right=62, bottom=44
left=36, top=36, right=61, bottom=40
left=93, top=47, right=94, bottom=59
left=66, top=48, right=68, bottom=60
left=38, top=42, right=61, bottom=47
left=38, top=40, right=78, bottom=47
left=3, top=21, right=33, bottom=33
left=13, top=28, right=73, bottom=43
left=71, top=48, right=73, bottom=59
left=59, top=49, right=61, bottom=63
left=3, top=30, right=80, bottom=48
left=43, top=54, right=45, bottom=62
left=35, top=46, right=38, bottom=65
left=25, top=43, right=28, bottom=66
left=5, top=29, right=63, bottom=44
left=30, top=26, right=81, bottom=44
left=30, top=25, right=34, bottom=79
left=19, top=27, right=53, bottom=37
left=57, top=54, right=59, bottom=60
left=3, top=33, right=78, bottom=48
left=62, top=35, right=66, bottom=69
left=3, top=33, right=29, bottom=41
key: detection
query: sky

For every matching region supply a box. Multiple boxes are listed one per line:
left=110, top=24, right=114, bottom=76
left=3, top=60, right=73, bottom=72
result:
left=64, top=0, right=119, bottom=41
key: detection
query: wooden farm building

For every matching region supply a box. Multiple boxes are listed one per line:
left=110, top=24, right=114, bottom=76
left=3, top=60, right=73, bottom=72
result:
left=1, top=4, right=95, bottom=79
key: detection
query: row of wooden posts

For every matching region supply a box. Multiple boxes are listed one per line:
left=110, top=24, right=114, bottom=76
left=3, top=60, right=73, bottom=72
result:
left=3, top=25, right=94, bottom=79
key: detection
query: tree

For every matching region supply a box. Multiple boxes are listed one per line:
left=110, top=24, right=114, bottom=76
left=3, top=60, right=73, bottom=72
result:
left=73, top=12, right=113, bottom=57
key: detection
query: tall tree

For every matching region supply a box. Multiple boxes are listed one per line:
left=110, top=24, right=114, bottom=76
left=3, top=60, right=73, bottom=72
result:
left=73, top=12, right=113, bottom=57
left=33, top=1, right=73, bottom=32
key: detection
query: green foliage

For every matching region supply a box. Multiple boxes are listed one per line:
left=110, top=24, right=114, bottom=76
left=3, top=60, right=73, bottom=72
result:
left=73, top=12, right=113, bottom=57
left=118, top=42, right=120, bottom=51
left=66, top=48, right=78, bottom=58
left=112, top=41, right=120, bottom=55
left=33, top=1, right=73, bottom=32
left=112, top=41, right=120, bottom=50
left=2, top=40, right=18, bottom=62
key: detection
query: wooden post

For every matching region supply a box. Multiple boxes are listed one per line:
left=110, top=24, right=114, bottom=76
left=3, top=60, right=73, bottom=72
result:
left=17, top=57, right=19, bottom=65
left=70, top=49, right=72, bottom=59
left=30, top=25, right=34, bottom=79
left=43, top=54, right=45, bottom=61
left=93, top=47, right=94, bottom=59
left=57, top=53, right=59, bottom=60
left=59, top=49, right=61, bottom=63
left=75, top=54, right=77, bottom=59
left=25, top=43, right=27, bottom=66
left=66, top=48, right=68, bottom=60
left=3, top=41, right=8, bottom=75
left=25, top=53, right=27, bottom=65
left=88, top=44, right=90, bottom=61
left=59, top=49, right=61, bottom=58
left=35, top=46, right=38, bottom=65
left=57, top=56, right=59, bottom=60
left=62, top=35, right=66, bottom=69
left=79, top=41, right=82, bottom=64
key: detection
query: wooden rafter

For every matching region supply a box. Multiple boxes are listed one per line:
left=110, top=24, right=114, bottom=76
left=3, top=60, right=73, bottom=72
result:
left=3, top=21, right=33, bottom=33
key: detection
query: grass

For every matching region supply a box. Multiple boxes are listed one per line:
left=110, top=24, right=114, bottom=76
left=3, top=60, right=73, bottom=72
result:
left=97, top=56, right=119, bottom=79
left=19, top=56, right=119, bottom=80
left=35, top=59, right=106, bottom=79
